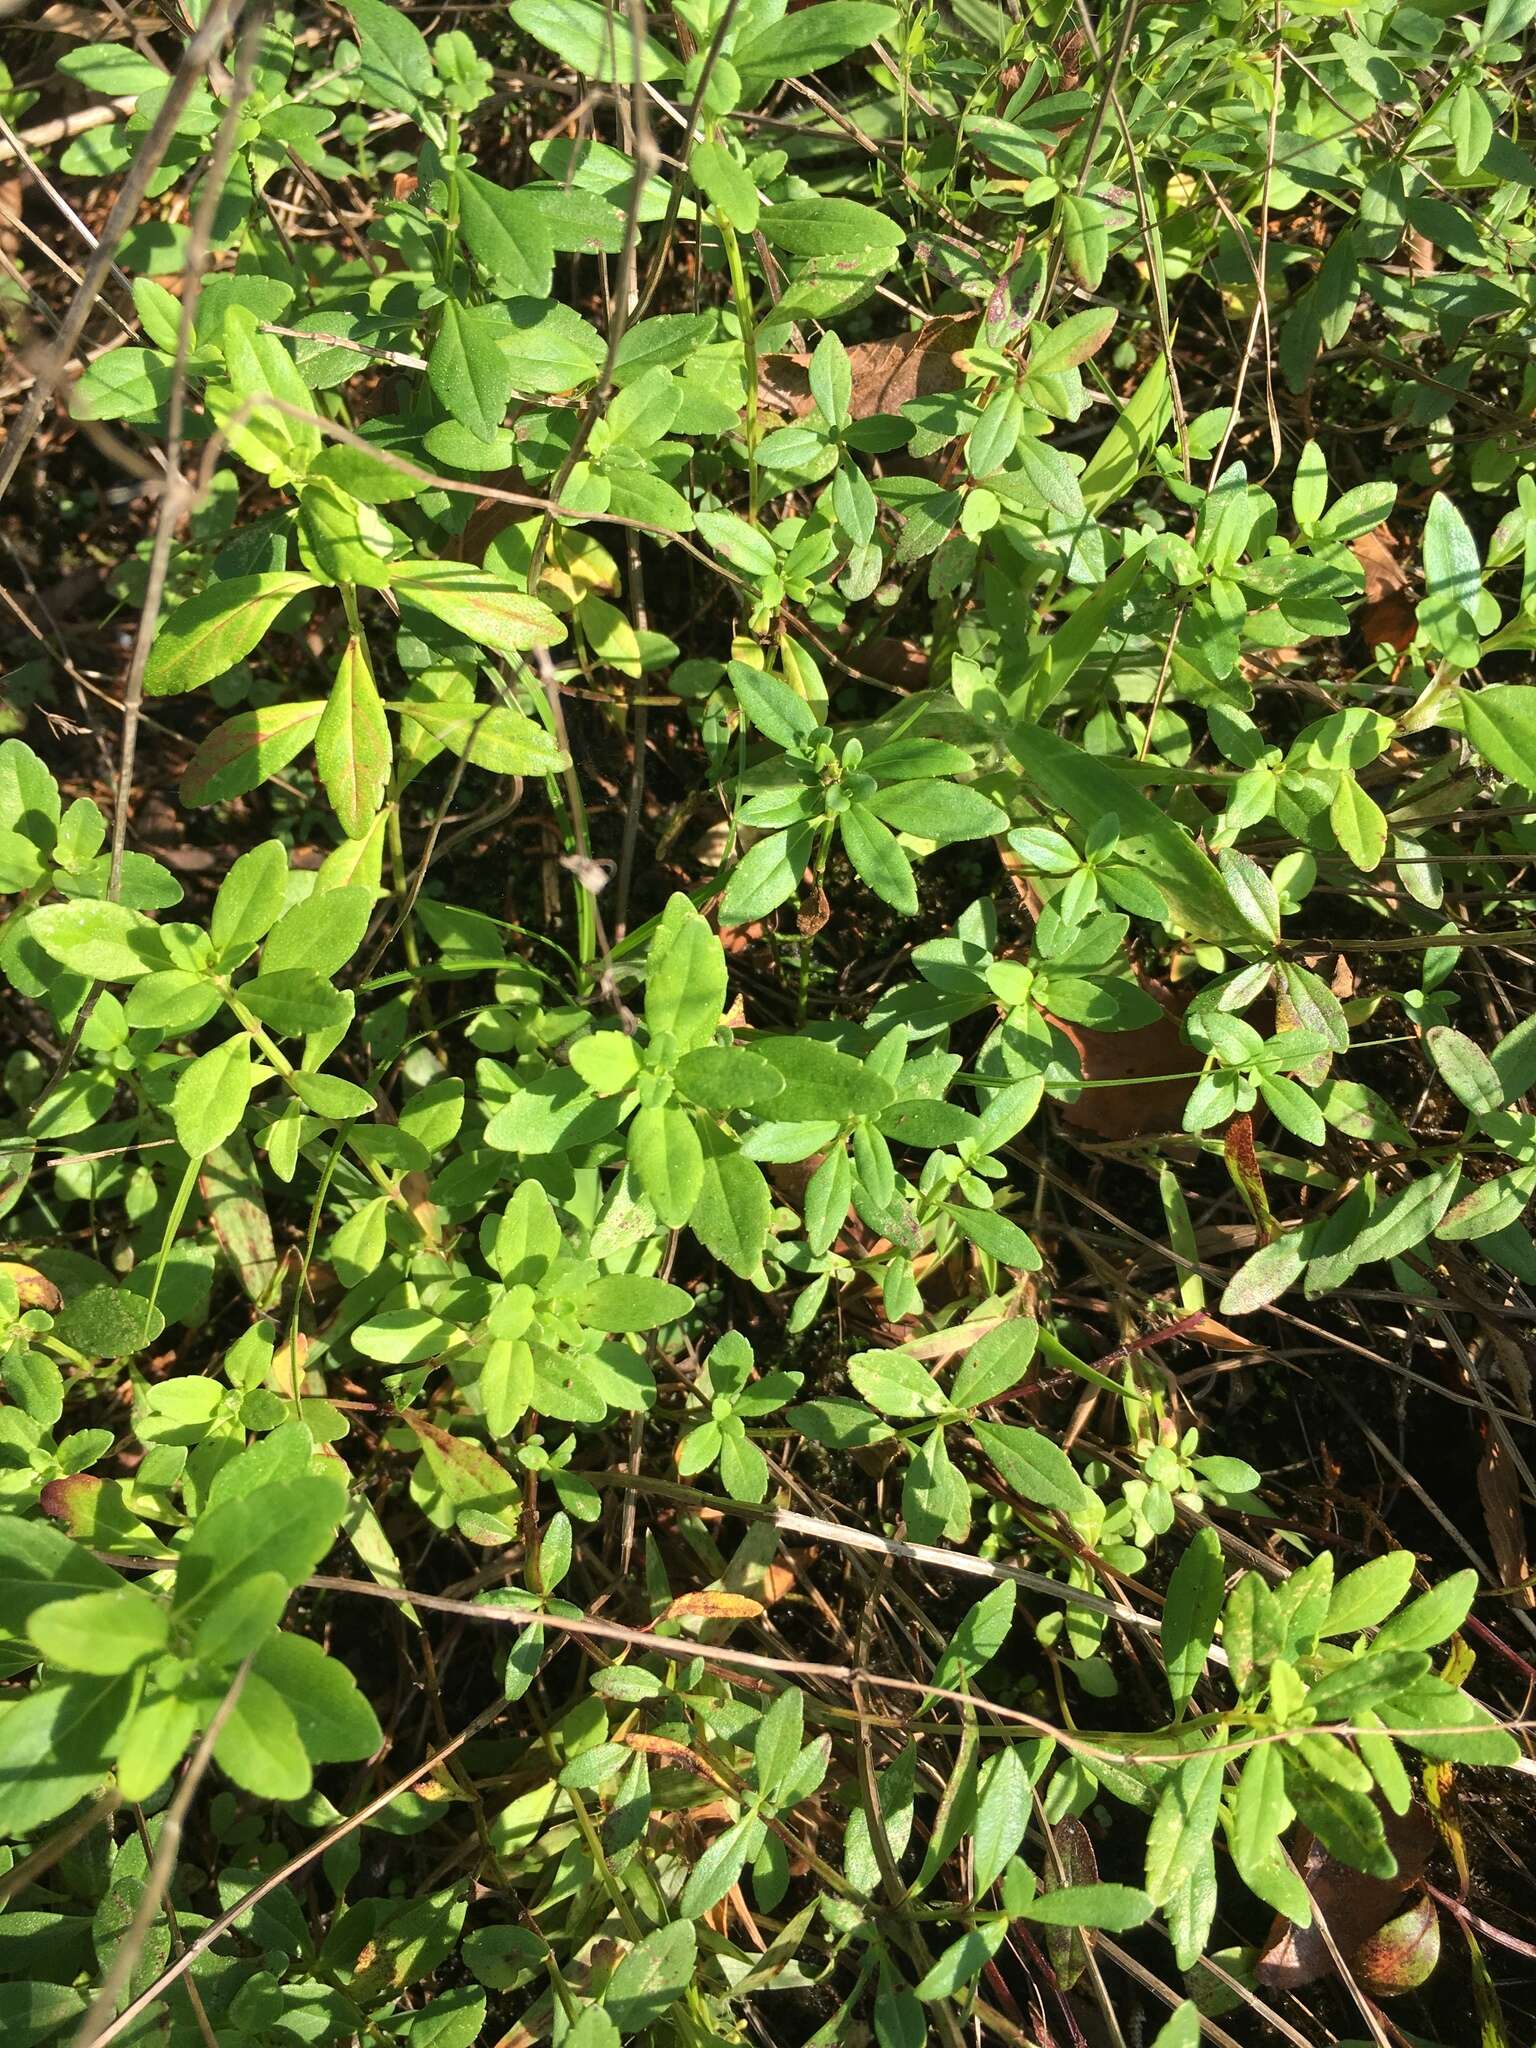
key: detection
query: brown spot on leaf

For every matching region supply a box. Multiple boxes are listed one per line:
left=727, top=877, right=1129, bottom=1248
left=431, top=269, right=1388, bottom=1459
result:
left=1353, top=1892, right=1441, bottom=1997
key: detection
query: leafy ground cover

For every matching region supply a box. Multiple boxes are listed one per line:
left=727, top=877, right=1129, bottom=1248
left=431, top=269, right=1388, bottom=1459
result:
left=2, top=0, right=1536, bottom=2042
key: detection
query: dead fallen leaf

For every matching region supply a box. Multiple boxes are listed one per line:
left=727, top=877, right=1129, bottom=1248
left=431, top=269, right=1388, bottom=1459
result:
left=1477, top=1429, right=1533, bottom=1609
left=662, top=1590, right=765, bottom=1622
left=1257, top=1805, right=1435, bottom=1991
left=622, top=1733, right=715, bottom=1777
left=1056, top=992, right=1201, bottom=1140
left=759, top=314, right=977, bottom=421
left=1353, top=525, right=1416, bottom=653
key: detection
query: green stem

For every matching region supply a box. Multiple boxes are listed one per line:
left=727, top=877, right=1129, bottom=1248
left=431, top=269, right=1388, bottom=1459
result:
left=719, top=214, right=762, bottom=523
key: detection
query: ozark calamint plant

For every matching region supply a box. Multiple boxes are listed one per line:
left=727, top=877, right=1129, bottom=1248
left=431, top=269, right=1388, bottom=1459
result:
left=1, top=0, right=1535, bottom=2041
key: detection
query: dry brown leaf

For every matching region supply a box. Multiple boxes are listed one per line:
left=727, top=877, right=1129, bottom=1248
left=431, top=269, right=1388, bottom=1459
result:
left=1353, top=525, right=1416, bottom=653
left=622, top=1732, right=714, bottom=1775
left=0, top=1260, right=62, bottom=1313
left=758, top=314, right=977, bottom=421
left=1257, top=1805, right=1434, bottom=1990
left=1477, top=1429, right=1533, bottom=1609
left=662, top=1590, right=765, bottom=1621
left=1056, top=994, right=1201, bottom=1140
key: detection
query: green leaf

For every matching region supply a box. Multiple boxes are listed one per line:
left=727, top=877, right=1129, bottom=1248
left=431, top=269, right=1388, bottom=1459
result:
left=262, top=883, right=372, bottom=978
left=28, top=1586, right=167, bottom=1673
left=1324, top=1551, right=1417, bottom=1637
left=1283, top=1742, right=1395, bottom=1874
left=758, top=197, right=903, bottom=259
left=1060, top=193, right=1109, bottom=289
left=754, top=1685, right=804, bottom=1802
left=1462, top=684, right=1536, bottom=789
left=720, top=825, right=813, bottom=927
left=1148, top=2006, right=1201, bottom=2048
left=1375, top=1569, right=1477, bottom=1654
left=240, top=969, right=351, bottom=1038
left=1015, top=1883, right=1152, bottom=1930
left=144, top=574, right=318, bottom=697
left=727, top=660, right=819, bottom=746
left=692, top=139, right=758, bottom=231
left=973, top=1422, right=1084, bottom=1512
left=317, top=636, right=392, bottom=837
left=214, top=1668, right=312, bottom=1798
left=629, top=1104, right=704, bottom=1227
left=430, top=302, right=516, bottom=441
left=0, top=1674, right=136, bottom=1835
left=679, top=1813, right=756, bottom=1917
left=0, top=1515, right=125, bottom=1638
left=1343, top=1160, right=1461, bottom=1271
left=691, top=1127, right=771, bottom=1276
left=1426, top=1024, right=1504, bottom=1114
left=181, top=700, right=327, bottom=806
left=605, top=1921, right=698, bottom=2032
left=1144, top=1752, right=1223, bottom=1907
left=509, top=0, right=675, bottom=81
left=947, top=1204, right=1041, bottom=1271
left=699, top=511, right=777, bottom=578
left=27, top=899, right=163, bottom=981
left=389, top=562, right=566, bottom=654
left=1330, top=774, right=1387, bottom=872
left=867, top=779, right=1007, bottom=845
left=173, top=1473, right=344, bottom=1617
left=1006, top=724, right=1242, bottom=940
left=932, top=1581, right=1015, bottom=1695
left=456, top=168, right=554, bottom=296
left=734, top=2, right=897, bottom=74
left=1418, top=490, right=1482, bottom=660
left=1163, top=1527, right=1224, bottom=1718
left=395, top=696, right=567, bottom=775
left=348, top=0, right=435, bottom=111
left=972, top=1743, right=1030, bottom=1892
left=752, top=1035, right=893, bottom=1121
left=254, top=1632, right=382, bottom=1763
left=212, top=839, right=290, bottom=961
left=646, top=893, right=728, bottom=1050
left=848, top=1349, right=946, bottom=1419
left=915, top=1920, right=1006, bottom=2000
left=582, top=1273, right=690, bottom=1333
left=173, top=1033, right=254, bottom=1158
left=843, top=802, right=913, bottom=917
left=1229, top=1744, right=1306, bottom=1923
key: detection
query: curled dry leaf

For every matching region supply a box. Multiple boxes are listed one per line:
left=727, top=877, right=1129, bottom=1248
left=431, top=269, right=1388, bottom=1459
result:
left=1477, top=1428, right=1534, bottom=1609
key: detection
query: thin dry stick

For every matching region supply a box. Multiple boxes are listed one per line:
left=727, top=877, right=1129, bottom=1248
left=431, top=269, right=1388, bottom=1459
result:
left=72, top=1659, right=253, bottom=2048
left=0, top=0, right=244, bottom=505
left=109, top=12, right=264, bottom=901
left=0, top=1789, right=121, bottom=1908
left=0, top=96, right=137, bottom=164
left=84, top=1695, right=511, bottom=2048
left=1205, top=5, right=1284, bottom=486
left=0, top=111, right=137, bottom=300
left=525, top=0, right=660, bottom=595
